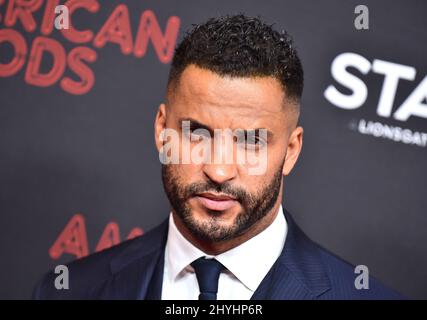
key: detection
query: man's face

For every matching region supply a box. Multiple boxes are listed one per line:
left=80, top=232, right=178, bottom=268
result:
left=155, top=65, right=303, bottom=242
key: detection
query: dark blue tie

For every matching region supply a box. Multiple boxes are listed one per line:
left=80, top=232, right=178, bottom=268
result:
left=191, top=257, right=225, bottom=300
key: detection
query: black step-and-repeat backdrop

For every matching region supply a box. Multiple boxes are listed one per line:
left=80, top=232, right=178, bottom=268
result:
left=1, top=0, right=426, bottom=299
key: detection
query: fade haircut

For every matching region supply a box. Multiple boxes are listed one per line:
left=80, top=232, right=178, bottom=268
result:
left=167, top=14, right=304, bottom=110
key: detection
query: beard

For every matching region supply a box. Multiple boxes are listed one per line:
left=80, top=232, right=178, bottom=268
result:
left=161, top=159, right=284, bottom=242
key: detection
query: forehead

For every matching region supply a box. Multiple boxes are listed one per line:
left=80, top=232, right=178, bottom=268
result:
left=168, top=65, right=288, bottom=127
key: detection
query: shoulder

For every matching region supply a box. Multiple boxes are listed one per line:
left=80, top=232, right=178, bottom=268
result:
left=33, top=220, right=168, bottom=300
left=314, top=243, right=404, bottom=299
left=282, top=209, right=405, bottom=300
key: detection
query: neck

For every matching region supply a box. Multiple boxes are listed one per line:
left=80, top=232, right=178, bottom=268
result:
left=173, top=199, right=282, bottom=256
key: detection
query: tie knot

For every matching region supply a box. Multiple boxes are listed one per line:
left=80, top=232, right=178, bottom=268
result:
left=191, top=257, right=225, bottom=300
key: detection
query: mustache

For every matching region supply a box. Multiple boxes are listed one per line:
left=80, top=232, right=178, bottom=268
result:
left=184, top=181, right=248, bottom=203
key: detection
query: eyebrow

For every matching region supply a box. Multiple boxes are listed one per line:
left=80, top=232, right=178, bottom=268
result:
left=178, top=117, right=274, bottom=140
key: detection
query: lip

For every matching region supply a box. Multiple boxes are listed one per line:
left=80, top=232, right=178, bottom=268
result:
left=195, top=193, right=238, bottom=211
left=196, top=192, right=237, bottom=201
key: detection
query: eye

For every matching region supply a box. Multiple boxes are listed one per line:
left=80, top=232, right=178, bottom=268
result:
left=236, top=130, right=268, bottom=150
left=188, top=128, right=211, bottom=141
left=244, top=136, right=267, bottom=149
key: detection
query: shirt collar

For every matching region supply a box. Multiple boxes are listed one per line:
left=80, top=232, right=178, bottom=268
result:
left=164, top=205, right=287, bottom=291
left=165, top=214, right=206, bottom=282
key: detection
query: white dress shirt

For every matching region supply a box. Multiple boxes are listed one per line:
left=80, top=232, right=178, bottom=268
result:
left=161, top=205, right=287, bottom=300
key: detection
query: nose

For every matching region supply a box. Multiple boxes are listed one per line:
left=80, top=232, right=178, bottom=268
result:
left=202, top=163, right=237, bottom=184
left=203, top=131, right=238, bottom=184
left=203, top=163, right=237, bottom=184
left=202, top=134, right=237, bottom=184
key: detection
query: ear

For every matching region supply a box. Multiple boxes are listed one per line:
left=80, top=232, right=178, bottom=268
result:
left=282, top=126, right=303, bottom=176
left=154, top=103, right=167, bottom=153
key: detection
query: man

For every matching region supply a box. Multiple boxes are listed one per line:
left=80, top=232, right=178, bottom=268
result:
left=34, top=14, right=402, bottom=300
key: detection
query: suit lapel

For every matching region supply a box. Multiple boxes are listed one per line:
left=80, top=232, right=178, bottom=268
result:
left=145, top=243, right=166, bottom=300
left=251, top=209, right=331, bottom=300
left=96, top=208, right=330, bottom=300
left=100, top=219, right=168, bottom=299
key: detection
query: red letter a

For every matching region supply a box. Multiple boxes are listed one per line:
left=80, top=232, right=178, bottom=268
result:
left=93, top=4, right=133, bottom=55
left=49, top=214, right=89, bottom=260
left=95, top=222, right=120, bottom=253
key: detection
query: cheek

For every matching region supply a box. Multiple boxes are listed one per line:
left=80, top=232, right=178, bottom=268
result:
left=237, top=143, right=285, bottom=178
left=161, top=130, right=204, bottom=173
left=175, top=163, right=203, bottom=183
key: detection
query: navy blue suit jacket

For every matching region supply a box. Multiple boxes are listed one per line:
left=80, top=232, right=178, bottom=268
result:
left=33, top=209, right=403, bottom=299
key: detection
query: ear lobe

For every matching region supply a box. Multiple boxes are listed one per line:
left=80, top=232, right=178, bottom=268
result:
left=154, top=103, right=167, bottom=153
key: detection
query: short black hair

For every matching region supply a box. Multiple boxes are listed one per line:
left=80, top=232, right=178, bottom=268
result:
left=167, top=14, right=304, bottom=106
